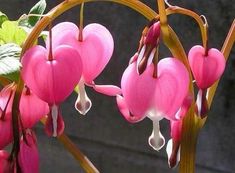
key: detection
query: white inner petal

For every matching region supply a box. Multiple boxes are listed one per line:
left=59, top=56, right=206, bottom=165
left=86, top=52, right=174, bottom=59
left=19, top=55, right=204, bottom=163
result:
left=147, top=47, right=156, bottom=66
left=166, top=139, right=181, bottom=169
left=75, top=81, right=92, bottom=115
left=137, top=45, right=146, bottom=74
left=51, top=104, right=58, bottom=137
left=148, top=120, right=165, bottom=151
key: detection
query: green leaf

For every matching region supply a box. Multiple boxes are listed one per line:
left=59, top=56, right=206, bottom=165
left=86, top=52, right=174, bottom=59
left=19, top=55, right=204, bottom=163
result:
left=19, top=0, right=46, bottom=28
left=0, top=11, right=8, bottom=26
left=0, top=43, right=21, bottom=81
left=0, top=21, right=27, bottom=46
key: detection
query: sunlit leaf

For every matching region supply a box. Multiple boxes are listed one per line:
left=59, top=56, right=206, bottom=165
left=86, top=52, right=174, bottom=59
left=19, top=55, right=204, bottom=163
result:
left=0, top=21, right=27, bottom=46
left=0, top=11, right=8, bottom=26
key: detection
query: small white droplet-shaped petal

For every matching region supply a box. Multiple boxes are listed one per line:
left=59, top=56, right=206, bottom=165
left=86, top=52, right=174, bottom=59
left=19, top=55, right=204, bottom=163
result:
left=75, top=81, right=92, bottom=115
left=148, top=120, right=165, bottom=151
left=166, top=139, right=181, bottom=169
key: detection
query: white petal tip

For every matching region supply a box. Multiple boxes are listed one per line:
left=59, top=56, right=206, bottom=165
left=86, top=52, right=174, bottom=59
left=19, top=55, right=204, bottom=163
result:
left=166, top=139, right=181, bottom=169
left=148, top=131, right=165, bottom=151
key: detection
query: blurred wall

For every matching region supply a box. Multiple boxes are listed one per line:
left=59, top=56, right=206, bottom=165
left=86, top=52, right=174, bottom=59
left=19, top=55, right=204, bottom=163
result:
left=1, top=0, right=235, bottom=173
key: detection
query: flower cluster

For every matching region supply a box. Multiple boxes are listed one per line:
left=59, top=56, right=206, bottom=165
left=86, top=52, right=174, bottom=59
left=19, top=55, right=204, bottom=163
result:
left=116, top=20, right=226, bottom=168
left=0, top=2, right=227, bottom=172
left=0, top=21, right=119, bottom=173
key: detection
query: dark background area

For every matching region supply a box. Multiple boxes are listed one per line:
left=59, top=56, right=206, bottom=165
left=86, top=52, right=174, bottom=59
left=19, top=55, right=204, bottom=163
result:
left=1, top=0, right=235, bottom=173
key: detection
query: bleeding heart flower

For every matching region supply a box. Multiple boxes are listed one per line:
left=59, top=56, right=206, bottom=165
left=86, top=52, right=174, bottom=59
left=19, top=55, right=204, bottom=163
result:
left=47, top=22, right=121, bottom=115
left=188, top=45, right=225, bottom=89
left=118, top=57, right=189, bottom=122
left=21, top=44, right=82, bottom=136
left=20, top=87, right=49, bottom=129
left=117, top=56, right=189, bottom=152
left=0, top=84, right=15, bottom=149
left=18, top=130, right=39, bottom=173
left=137, top=21, right=160, bottom=74
left=0, top=150, right=11, bottom=173
left=166, top=95, right=192, bottom=169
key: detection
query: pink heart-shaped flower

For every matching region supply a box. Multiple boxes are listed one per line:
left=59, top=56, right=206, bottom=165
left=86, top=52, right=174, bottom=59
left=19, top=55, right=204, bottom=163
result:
left=21, top=45, right=83, bottom=104
left=0, top=84, right=15, bottom=149
left=118, top=58, right=189, bottom=122
left=188, top=45, right=225, bottom=89
left=47, top=22, right=114, bottom=83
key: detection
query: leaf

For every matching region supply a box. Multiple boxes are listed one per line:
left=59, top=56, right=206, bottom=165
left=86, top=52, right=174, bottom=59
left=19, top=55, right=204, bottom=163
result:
left=19, top=0, right=46, bottom=28
left=0, top=21, right=27, bottom=46
left=0, top=43, right=21, bottom=81
left=0, top=11, right=8, bottom=26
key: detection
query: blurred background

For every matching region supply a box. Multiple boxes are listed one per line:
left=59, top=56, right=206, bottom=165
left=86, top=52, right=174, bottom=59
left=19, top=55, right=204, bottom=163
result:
left=1, top=0, right=235, bottom=172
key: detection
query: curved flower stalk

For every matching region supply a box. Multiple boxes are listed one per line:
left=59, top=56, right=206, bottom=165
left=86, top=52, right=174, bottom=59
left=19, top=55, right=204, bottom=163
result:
left=21, top=43, right=83, bottom=136
left=46, top=22, right=121, bottom=115
left=188, top=45, right=226, bottom=117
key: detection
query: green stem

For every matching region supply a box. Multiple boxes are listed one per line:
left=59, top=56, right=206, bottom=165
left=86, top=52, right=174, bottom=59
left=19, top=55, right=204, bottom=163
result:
left=79, top=3, right=84, bottom=42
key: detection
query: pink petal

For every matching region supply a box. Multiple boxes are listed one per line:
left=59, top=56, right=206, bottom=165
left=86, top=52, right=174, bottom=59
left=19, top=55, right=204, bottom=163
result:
left=79, top=24, right=114, bottom=83
left=170, top=120, right=183, bottom=142
left=18, top=130, right=39, bottom=173
left=92, top=84, right=122, bottom=96
left=0, top=120, right=13, bottom=149
left=46, top=22, right=78, bottom=50
left=129, top=53, right=138, bottom=64
left=155, top=58, right=189, bottom=120
left=47, top=22, right=114, bottom=83
left=20, top=88, right=49, bottom=129
left=144, top=21, right=160, bottom=46
left=188, top=45, right=225, bottom=89
left=121, top=62, right=156, bottom=121
left=21, top=45, right=83, bottom=104
left=0, top=84, right=15, bottom=149
left=175, top=94, right=193, bottom=120
left=0, top=150, right=11, bottom=173
left=116, top=95, right=144, bottom=123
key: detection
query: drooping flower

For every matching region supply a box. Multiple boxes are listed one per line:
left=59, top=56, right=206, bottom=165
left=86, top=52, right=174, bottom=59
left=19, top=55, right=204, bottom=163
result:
left=117, top=57, right=190, bottom=151
left=0, top=83, right=15, bottom=149
left=188, top=45, right=225, bottom=89
left=0, top=150, right=11, bottom=173
left=19, top=86, right=49, bottom=129
left=46, top=22, right=121, bottom=115
left=21, top=44, right=83, bottom=136
left=166, top=94, right=192, bottom=168
left=188, top=45, right=225, bottom=117
left=18, top=130, right=39, bottom=173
